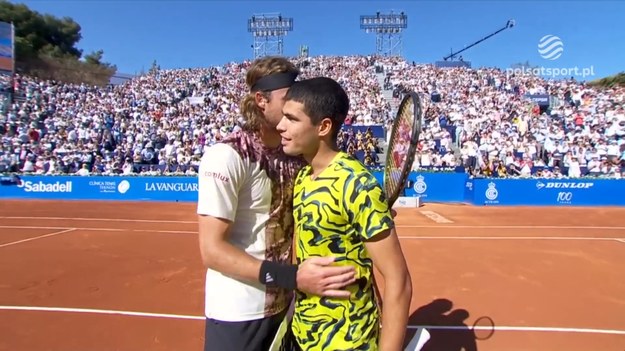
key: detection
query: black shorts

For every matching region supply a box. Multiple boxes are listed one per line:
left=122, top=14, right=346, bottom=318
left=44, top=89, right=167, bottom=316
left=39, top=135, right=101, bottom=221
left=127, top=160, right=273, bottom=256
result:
left=204, top=309, right=288, bottom=351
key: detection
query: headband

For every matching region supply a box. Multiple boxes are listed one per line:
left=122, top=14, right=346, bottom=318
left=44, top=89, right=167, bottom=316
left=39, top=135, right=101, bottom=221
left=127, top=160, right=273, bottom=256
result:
left=251, top=72, right=298, bottom=92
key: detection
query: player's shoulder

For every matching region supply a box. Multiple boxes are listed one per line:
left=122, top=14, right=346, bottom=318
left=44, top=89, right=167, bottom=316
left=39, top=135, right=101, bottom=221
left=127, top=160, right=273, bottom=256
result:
left=336, top=152, right=368, bottom=170
left=333, top=152, right=379, bottom=184
left=201, top=142, right=241, bottom=162
left=295, top=163, right=312, bottom=182
left=203, top=129, right=262, bottom=160
left=199, top=136, right=251, bottom=175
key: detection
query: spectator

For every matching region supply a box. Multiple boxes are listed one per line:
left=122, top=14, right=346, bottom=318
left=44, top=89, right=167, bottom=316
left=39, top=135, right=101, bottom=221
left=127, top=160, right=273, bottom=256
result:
left=1, top=56, right=623, bottom=180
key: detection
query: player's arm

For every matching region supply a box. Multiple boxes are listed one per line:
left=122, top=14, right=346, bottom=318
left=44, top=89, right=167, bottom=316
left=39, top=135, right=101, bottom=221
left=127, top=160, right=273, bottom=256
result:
left=197, top=144, right=261, bottom=281
left=199, top=215, right=356, bottom=297
left=198, top=145, right=355, bottom=295
left=348, top=176, right=412, bottom=351
left=365, top=227, right=412, bottom=351
left=198, top=214, right=263, bottom=282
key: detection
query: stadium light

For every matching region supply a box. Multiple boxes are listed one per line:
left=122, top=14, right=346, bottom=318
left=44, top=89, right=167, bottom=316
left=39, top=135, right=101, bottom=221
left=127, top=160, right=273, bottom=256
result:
left=247, top=13, right=294, bottom=59
left=360, top=10, right=408, bottom=57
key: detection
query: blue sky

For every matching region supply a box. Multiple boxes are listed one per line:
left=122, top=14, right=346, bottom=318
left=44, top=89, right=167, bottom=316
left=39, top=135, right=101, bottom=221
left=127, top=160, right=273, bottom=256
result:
left=12, top=0, right=625, bottom=80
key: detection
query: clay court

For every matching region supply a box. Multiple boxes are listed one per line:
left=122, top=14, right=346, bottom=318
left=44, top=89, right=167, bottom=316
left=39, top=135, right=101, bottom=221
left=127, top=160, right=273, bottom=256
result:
left=1, top=200, right=624, bottom=351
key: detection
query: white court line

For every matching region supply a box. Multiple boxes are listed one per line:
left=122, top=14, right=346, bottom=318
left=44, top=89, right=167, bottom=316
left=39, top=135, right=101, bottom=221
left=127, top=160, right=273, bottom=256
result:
left=1, top=305, right=624, bottom=336
left=407, top=324, right=625, bottom=335
left=132, top=229, right=196, bottom=234
left=1, top=226, right=623, bottom=241
left=0, top=229, right=75, bottom=249
left=399, top=236, right=625, bottom=241
left=3, top=216, right=625, bottom=230
left=0, top=225, right=124, bottom=232
left=0, top=305, right=203, bottom=320
left=0, top=226, right=194, bottom=235
left=400, top=225, right=625, bottom=230
left=616, top=239, right=625, bottom=244
left=0, top=216, right=197, bottom=224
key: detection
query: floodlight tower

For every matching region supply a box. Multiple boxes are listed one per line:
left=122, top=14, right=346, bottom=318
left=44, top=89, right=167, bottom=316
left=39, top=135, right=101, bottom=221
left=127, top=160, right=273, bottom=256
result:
left=360, top=11, right=408, bottom=57
left=247, top=13, right=294, bottom=59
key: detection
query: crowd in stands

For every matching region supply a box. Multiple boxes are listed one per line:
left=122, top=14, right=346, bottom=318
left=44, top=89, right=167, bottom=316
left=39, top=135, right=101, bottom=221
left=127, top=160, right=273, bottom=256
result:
left=377, top=58, right=625, bottom=179
left=1, top=54, right=624, bottom=179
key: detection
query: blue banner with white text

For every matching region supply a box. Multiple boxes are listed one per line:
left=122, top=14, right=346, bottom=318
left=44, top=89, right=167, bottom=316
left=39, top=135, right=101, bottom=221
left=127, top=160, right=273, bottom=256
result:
left=404, top=172, right=468, bottom=202
left=2, top=175, right=625, bottom=207
left=470, top=178, right=625, bottom=206
left=525, top=94, right=551, bottom=106
left=0, top=176, right=199, bottom=202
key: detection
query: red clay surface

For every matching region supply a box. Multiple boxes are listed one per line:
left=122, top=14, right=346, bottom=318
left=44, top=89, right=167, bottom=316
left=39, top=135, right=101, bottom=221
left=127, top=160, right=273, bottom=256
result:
left=1, top=200, right=624, bottom=351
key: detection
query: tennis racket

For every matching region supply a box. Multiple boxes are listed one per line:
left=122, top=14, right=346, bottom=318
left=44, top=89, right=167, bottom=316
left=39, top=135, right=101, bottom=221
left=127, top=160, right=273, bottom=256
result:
left=383, top=91, right=424, bottom=206
left=268, top=302, right=295, bottom=351
left=269, top=230, right=299, bottom=351
left=404, top=327, right=431, bottom=351
left=372, top=91, right=424, bottom=316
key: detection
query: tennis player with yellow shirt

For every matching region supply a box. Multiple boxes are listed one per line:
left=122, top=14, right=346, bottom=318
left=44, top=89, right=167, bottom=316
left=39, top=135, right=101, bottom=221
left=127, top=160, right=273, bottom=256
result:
left=277, top=77, right=412, bottom=351
left=197, top=58, right=358, bottom=351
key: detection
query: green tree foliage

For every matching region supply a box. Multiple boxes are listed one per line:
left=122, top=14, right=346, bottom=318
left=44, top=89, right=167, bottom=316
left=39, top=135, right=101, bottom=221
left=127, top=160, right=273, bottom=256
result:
left=588, top=72, right=625, bottom=88
left=0, top=0, right=116, bottom=86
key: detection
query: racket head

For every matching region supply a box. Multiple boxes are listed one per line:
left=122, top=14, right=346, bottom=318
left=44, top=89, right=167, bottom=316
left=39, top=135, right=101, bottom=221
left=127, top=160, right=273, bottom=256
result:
left=471, top=315, right=495, bottom=340
left=383, top=91, right=423, bottom=206
left=268, top=302, right=295, bottom=351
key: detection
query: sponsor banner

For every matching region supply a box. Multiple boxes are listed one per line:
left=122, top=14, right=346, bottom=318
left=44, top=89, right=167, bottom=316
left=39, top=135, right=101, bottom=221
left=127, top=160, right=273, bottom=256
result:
left=525, top=94, right=551, bottom=106
left=464, top=179, right=474, bottom=203
left=0, top=176, right=199, bottom=202
left=2, top=175, right=625, bottom=207
left=0, top=21, right=14, bottom=72
left=404, top=172, right=467, bottom=202
left=371, top=171, right=467, bottom=203
left=471, top=178, right=625, bottom=206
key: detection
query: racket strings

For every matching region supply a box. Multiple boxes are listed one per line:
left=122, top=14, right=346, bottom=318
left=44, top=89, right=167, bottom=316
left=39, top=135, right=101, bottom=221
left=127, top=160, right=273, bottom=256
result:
left=385, top=99, right=415, bottom=198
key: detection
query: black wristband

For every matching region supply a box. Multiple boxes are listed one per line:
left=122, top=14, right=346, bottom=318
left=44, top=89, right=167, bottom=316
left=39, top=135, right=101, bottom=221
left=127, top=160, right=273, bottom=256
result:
left=259, top=260, right=298, bottom=290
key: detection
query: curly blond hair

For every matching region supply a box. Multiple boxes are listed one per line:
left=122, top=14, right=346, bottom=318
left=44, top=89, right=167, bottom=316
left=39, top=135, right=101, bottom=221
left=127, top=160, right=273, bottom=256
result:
left=240, top=56, right=299, bottom=132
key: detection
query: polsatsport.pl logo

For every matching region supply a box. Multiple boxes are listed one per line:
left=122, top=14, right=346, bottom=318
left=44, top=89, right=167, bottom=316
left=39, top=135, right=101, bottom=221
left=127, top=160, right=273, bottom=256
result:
left=506, top=34, right=596, bottom=79
left=506, top=65, right=596, bottom=79
left=538, top=35, right=564, bottom=60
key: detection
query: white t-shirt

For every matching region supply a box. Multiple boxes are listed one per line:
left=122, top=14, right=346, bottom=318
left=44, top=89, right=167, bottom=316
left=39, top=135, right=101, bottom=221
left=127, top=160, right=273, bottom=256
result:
left=197, top=131, right=304, bottom=322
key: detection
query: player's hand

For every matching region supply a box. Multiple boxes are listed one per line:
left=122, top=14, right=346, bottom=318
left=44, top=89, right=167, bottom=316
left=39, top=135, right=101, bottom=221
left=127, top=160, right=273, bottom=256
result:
left=296, top=256, right=356, bottom=298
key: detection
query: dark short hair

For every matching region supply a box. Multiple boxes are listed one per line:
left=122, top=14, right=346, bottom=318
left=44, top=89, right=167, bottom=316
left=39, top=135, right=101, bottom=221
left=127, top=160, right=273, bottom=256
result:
left=285, top=77, right=350, bottom=139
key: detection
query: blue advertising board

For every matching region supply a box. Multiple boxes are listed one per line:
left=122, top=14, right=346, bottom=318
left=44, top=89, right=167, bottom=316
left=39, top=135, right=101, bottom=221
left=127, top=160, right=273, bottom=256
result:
left=464, top=178, right=475, bottom=203
left=404, top=172, right=467, bottom=203
left=470, top=178, right=625, bottom=206
left=525, top=94, right=551, bottom=106
left=0, top=176, right=199, bottom=202
left=2, top=174, right=625, bottom=207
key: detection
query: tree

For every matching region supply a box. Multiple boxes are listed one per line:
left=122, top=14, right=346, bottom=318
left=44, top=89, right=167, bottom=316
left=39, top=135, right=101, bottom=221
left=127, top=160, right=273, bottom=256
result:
left=588, top=72, right=625, bottom=88
left=84, top=50, right=102, bottom=65
left=0, top=0, right=116, bottom=85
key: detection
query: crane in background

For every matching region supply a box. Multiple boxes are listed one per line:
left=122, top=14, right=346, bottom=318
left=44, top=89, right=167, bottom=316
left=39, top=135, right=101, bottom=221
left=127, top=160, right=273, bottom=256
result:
left=443, top=19, right=515, bottom=62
